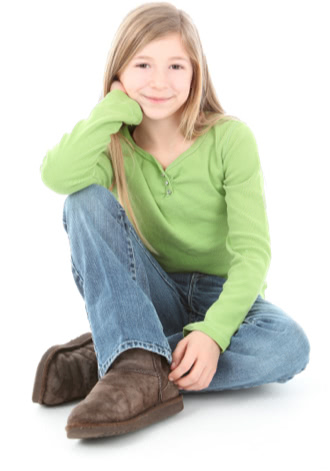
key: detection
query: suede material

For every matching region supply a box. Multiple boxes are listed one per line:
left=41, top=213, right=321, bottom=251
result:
left=66, top=348, right=180, bottom=427
left=32, top=332, right=99, bottom=405
left=157, top=354, right=181, bottom=402
left=44, top=342, right=98, bottom=405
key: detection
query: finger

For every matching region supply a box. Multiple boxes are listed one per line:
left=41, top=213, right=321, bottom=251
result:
left=171, top=337, right=188, bottom=367
left=176, top=361, right=206, bottom=389
left=180, top=368, right=212, bottom=391
left=169, top=342, right=189, bottom=379
left=169, top=349, right=195, bottom=382
left=194, top=367, right=214, bottom=391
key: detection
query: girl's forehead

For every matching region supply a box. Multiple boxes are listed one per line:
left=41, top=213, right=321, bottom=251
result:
left=134, top=34, right=188, bottom=55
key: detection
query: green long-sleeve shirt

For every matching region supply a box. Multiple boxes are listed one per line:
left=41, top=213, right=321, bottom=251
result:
left=40, top=89, right=271, bottom=353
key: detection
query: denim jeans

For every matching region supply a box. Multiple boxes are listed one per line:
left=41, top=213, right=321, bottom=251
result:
left=62, top=184, right=310, bottom=395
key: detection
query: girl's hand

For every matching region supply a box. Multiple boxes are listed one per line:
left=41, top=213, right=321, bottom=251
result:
left=110, top=80, right=128, bottom=94
left=168, top=331, right=221, bottom=391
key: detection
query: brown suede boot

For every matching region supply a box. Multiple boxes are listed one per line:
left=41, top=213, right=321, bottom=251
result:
left=65, top=348, right=183, bottom=439
left=32, top=332, right=98, bottom=406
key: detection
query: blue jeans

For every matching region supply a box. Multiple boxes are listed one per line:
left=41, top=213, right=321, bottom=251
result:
left=62, top=184, right=310, bottom=395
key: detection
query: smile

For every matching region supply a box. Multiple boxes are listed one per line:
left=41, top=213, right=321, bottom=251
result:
left=145, top=96, right=172, bottom=103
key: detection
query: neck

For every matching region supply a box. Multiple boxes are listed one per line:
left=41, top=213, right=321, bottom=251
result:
left=132, top=113, right=186, bottom=152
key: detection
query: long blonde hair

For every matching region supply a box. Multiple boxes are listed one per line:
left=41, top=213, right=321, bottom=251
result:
left=100, top=2, right=240, bottom=255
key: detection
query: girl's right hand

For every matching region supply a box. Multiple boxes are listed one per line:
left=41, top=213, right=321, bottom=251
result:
left=110, top=80, right=128, bottom=94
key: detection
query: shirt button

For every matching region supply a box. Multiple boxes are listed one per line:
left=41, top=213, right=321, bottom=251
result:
left=165, top=181, right=169, bottom=185
left=167, top=189, right=172, bottom=195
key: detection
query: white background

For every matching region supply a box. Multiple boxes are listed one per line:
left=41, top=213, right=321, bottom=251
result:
left=1, top=0, right=329, bottom=469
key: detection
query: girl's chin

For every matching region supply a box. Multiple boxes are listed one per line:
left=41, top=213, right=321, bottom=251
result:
left=141, top=110, right=177, bottom=120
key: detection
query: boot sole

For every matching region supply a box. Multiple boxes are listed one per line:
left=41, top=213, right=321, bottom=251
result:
left=66, top=394, right=184, bottom=439
left=32, top=332, right=93, bottom=405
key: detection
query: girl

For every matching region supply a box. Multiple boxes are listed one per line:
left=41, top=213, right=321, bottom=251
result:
left=33, top=2, right=310, bottom=439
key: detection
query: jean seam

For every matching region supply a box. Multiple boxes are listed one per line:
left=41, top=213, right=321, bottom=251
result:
left=70, top=256, right=84, bottom=289
left=127, top=223, right=190, bottom=311
left=187, top=273, right=203, bottom=313
left=123, top=214, right=137, bottom=282
left=62, top=201, right=67, bottom=231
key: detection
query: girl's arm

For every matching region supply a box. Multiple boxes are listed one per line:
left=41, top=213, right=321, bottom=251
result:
left=183, top=121, right=272, bottom=352
left=40, top=90, right=143, bottom=195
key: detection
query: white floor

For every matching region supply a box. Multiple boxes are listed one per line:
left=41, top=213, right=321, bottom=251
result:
left=7, top=342, right=327, bottom=471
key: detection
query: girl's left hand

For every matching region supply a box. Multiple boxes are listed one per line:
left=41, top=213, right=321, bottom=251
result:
left=168, top=331, right=221, bottom=391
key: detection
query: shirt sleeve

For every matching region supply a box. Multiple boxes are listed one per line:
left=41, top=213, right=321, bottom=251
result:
left=182, top=121, right=272, bottom=353
left=40, top=89, right=143, bottom=195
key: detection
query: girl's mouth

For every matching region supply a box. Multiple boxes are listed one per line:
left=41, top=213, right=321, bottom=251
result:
left=145, top=96, right=172, bottom=103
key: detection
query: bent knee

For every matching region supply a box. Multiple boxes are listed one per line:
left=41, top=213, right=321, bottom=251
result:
left=281, top=318, right=311, bottom=375
left=63, top=184, right=118, bottom=221
left=64, top=184, right=104, bottom=209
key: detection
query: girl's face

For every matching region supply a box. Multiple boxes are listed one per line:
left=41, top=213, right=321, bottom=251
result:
left=118, top=33, right=193, bottom=121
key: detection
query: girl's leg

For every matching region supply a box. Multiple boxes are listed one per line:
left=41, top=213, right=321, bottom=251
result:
left=170, top=274, right=311, bottom=394
left=62, top=184, right=191, bottom=380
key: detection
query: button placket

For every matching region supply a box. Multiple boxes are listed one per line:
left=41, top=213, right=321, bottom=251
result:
left=161, top=171, right=172, bottom=196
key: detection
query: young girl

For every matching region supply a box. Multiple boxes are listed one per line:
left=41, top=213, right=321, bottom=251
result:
left=33, top=2, right=310, bottom=440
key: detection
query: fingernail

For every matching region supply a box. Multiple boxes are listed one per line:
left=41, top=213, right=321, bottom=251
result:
left=171, top=362, right=176, bottom=369
left=169, top=376, right=174, bottom=381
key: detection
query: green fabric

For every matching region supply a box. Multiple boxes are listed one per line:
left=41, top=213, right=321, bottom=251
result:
left=40, top=89, right=271, bottom=353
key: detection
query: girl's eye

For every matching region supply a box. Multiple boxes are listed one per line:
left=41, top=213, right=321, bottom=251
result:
left=135, top=63, right=183, bottom=70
